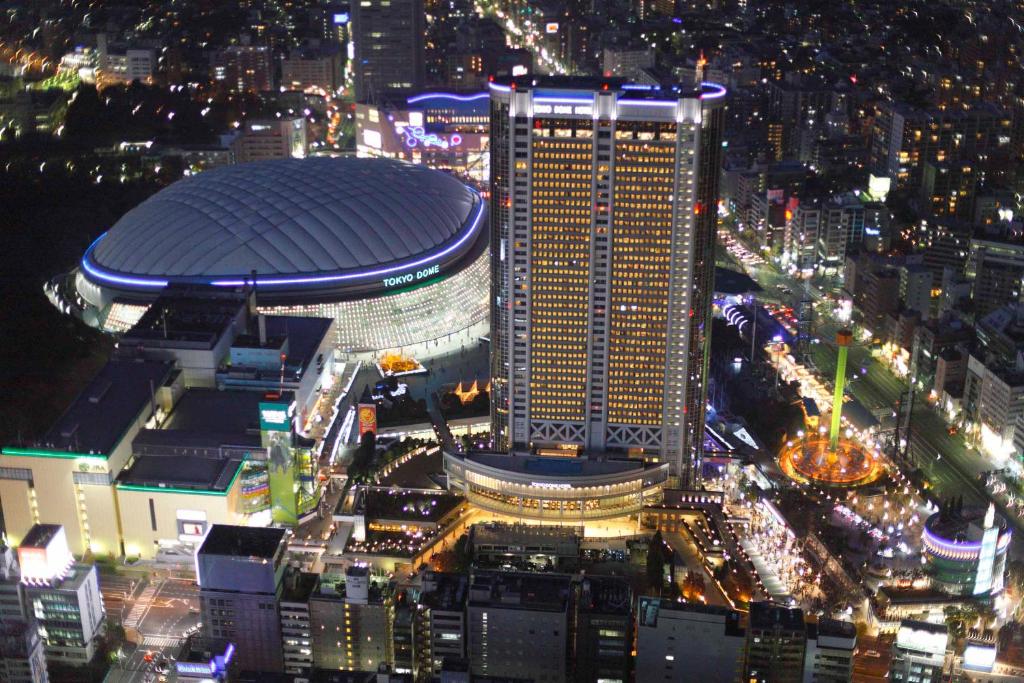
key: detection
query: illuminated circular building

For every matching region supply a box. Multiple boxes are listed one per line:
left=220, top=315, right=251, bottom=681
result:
left=922, top=503, right=1011, bottom=597
left=778, top=437, right=884, bottom=488
left=444, top=451, right=670, bottom=521
left=52, top=157, right=488, bottom=355
left=778, top=330, right=885, bottom=488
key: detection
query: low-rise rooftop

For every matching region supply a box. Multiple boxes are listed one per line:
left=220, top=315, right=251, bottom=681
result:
left=467, top=571, right=569, bottom=612
left=117, top=454, right=242, bottom=493
left=20, top=524, right=62, bottom=549
left=29, top=358, right=176, bottom=457
left=198, top=525, right=286, bottom=559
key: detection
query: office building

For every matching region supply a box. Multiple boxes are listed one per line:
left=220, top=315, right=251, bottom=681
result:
left=350, top=0, right=424, bottom=99
left=573, top=577, right=632, bottom=683
left=281, top=46, right=343, bottom=93
left=103, top=48, right=155, bottom=84
left=466, top=572, right=571, bottom=683
left=890, top=620, right=948, bottom=682
left=230, top=118, right=308, bottom=163
left=414, top=572, right=468, bottom=679
left=900, top=265, right=934, bottom=320
left=211, top=46, right=274, bottom=94
left=197, top=525, right=288, bottom=674
left=309, top=566, right=393, bottom=672
left=488, top=77, right=726, bottom=484
left=0, top=621, right=47, bottom=683
left=803, top=619, right=857, bottom=683
left=17, top=525, right=104, bottom=666
left=280, top=569, right=316, bottom=676
left=635, top=597, right=745, bottom=682
left=745, top=602, right=807, bottom=682
left=173, top=638, right=238, bottom=682
left=0, top=545, right=48, bottom=683
left=967, top=238, right=1024, bottom=319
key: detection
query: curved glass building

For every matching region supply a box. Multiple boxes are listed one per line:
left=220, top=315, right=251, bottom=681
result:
left=922, top=504, right=1011, bottom=597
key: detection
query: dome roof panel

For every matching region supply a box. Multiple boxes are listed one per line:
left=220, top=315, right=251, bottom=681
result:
left=90, top=157, right=477, bottom=280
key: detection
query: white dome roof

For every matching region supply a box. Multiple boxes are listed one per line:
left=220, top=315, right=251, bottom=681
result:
left=87, top=157, right=479, bottom=282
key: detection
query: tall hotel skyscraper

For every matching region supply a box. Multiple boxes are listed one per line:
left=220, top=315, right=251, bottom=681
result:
left=489, top=77, right=726, bottom=485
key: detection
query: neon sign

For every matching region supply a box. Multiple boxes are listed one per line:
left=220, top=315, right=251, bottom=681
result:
left=382, top=263, right=440, bottom=288
left=403, top=126, right=462, bottom=149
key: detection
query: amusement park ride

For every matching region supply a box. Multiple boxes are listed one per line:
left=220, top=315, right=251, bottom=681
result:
left=779, top=329, right=885, bottom=488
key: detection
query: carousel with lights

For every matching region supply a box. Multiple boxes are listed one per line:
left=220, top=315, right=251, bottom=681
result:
left=779, top=330, right=885, bottom=487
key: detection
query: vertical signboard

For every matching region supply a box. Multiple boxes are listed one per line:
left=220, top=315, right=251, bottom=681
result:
left=358, top=403, right=377, bottom=437
left=260, top=400, right=298, bottom=526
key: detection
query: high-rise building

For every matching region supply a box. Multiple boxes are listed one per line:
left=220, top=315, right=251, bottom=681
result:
left=230, top=118, right=308, bottom=163
left=870, top=102, right=1012, bottom=191
left=488, top=77, right=725, bottom=484
left=635, top=597, right=745, bottom=682
left=279, top=569, right=317, bottom=676
left=890, top=620, right=948, bottom=683
left=572, top=577, right=632, bottom=683
left=900, top=264, right=934, bottom=320
left=0, top=545, right=48, bottom=683
left=744, top=602, right=807, bottom=682
left=413, top=572, right=468, bottom=679
left=350, top=0, right=425, bottom=100
left=803, top=618, right=857, bottom=682
left=967, top=238, right=1024, bottom=319
left=309, top=566, right=393, bottom=672
left=17, top=525, right=104, bottom=666
left=196, top=525, right=288, bottom=674
left=211, top=46, right=274, bottom=94
left=466, top=572, right=571, bottom=682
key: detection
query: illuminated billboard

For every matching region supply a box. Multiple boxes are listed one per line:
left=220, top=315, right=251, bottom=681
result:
left=259, top=401, right=291, bottom=433
left=545, top=22, right=559, bottom=33
left=268, top=430, right=299, bottom=526
left=358, top=403, right=377, bottom=436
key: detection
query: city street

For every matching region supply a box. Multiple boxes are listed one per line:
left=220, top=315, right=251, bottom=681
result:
left=104, top=576, right=200, bottom=683
left=720, top=225, right=997, bottom=510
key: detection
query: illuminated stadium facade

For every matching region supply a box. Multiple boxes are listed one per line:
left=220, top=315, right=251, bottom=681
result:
left=50, top=157, right=489, bottom=355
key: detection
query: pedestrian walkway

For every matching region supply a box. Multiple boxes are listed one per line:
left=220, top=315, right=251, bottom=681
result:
left=142, top=635, right=182, bottom=648
left=739, top=539, right=791, bottom=603
left=123, top=584, right=156, bottom=629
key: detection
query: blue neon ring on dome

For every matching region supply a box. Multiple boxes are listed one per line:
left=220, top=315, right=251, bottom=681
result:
left=81, top=188, right=485, bottom=290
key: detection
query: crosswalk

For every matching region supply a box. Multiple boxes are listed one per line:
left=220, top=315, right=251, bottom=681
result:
left=142, top=635, right=183, bottom=648
left=123, top=585, right=156, bottom=628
